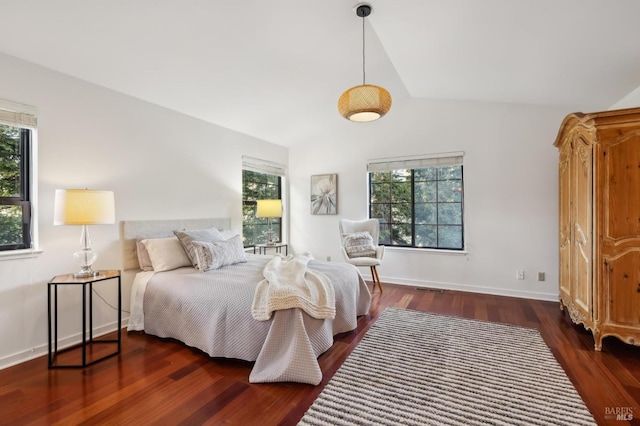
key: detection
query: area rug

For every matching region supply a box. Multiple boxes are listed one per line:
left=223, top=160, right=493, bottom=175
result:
left=298, top=308, right=595, bottom=426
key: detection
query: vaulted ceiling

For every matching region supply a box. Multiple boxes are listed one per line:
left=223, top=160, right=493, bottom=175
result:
left=1, top=0, right=640, bottom=147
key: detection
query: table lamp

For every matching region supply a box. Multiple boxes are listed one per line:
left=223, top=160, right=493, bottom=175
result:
left=256, top=199, right=282, bottom=246
left=54, top=189, right=115, bottom=278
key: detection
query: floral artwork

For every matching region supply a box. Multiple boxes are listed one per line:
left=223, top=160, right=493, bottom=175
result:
left=310, top=174, right=337, bottom=215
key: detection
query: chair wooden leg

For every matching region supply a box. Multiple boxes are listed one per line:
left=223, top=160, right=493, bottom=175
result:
left=369, top=266, right=376, bottom=292
left=374, top=266, right=383, bottom=293
left=370, top=266, right=383, bottom=293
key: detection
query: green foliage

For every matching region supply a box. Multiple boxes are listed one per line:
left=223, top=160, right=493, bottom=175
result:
left=0, top=206, right=23, bottom=245
left=242, top=170, right=281, bottom=246
left=0, top=124, right=25, bottom=247
left=370, top=166, right=464, bottom=249
left=0, top=124, right=21, bottom=197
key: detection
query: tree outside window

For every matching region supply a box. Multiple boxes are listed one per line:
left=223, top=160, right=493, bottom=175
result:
left=242, top=169, right=281, bottom=247
left=369, top=165, right=464, bottom=250
left=0, top=123, right=31, bottom=250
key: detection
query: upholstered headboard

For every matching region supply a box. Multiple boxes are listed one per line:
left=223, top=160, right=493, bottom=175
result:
left=120, top=218, right=232, bottom=270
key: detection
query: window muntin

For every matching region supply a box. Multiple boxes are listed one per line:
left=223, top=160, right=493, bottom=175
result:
left=369, top=164, right=464, bottom=250
left=242, top=169, right=282, bottom=247
left=0, top=124, right=31, bottom=250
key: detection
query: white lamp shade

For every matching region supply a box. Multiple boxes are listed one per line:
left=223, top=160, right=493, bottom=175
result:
left=54, top=189, right=115, bottom=225
left=256, top=199, right=282, bottom=218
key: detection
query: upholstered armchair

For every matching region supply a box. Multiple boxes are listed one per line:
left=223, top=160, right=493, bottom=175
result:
left=339, top=218, right=384, bottom=293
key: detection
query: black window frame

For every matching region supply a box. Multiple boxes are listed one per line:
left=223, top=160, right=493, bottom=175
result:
left=242, top=169, right=282, bottom=247
left=368, top=164, right=464, bottom=250
left=0, top=126, right=31, bottom=251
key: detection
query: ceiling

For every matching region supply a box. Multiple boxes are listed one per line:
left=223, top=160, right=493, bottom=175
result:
left=1, top=0, right=640, bottom=147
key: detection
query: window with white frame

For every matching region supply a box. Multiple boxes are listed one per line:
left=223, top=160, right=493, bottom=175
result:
left=368, top=152, right=464, bottom=250
left=0, top=101, right=37, bottom=251
left=242, top=156, right=286, bottom=247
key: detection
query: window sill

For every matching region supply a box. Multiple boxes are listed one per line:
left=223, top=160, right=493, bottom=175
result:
left=384, top=246, right=468, bottom=256
left=0, top=248, right=43, bottom=261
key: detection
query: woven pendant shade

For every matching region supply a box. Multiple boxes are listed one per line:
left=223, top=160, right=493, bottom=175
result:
left=338, top=84, right=392, bottom=122
left=338, top=4, right=391, bottom=122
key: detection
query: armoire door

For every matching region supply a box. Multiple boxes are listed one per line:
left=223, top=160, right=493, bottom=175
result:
left=570, top=136, right=593, bottom=323
left=600, top=130, right=640, bottom=328
left=558, top=140, right=572, bottom=302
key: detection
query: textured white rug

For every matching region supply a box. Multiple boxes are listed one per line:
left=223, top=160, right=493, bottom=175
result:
left=299, top=307, right=595, bottom=426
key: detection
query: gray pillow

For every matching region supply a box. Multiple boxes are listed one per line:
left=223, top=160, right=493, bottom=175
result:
left=343, top=232, right=377, bottom=258
left=174, top=227, right=225, bottom=266
left=136, top=237, right=154, bottom=271
left=192, top=235, right=247, bottom=272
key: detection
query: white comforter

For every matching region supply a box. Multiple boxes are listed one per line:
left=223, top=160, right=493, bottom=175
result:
left=127, top=254, right=370, bottom=385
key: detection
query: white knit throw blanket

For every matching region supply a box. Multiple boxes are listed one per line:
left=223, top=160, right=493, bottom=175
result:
left=251, top=253, right=336, bottom=321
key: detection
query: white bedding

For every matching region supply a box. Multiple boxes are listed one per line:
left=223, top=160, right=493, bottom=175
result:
left=127, top=254, right=370, bottom=384
left=252, top=253, right=336, bottom=321
left=127, top=271, right=155, bottom=331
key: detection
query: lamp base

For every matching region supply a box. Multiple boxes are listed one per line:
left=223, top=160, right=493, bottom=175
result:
left=73, top=268, right=99, bottom=278
left=73, top=227, right=99, bottom=279
left=265, top=218, right=278, bottom=246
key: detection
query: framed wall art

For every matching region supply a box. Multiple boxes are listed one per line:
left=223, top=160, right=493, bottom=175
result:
left=310, top=174, right=337, bottom=215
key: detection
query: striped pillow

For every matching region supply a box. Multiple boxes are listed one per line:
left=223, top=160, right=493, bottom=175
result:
left=192, top=235, right=247, bottom=272
left=174, top=227, right=225, bottom=267
left=343, top=232, right=377, bottom=258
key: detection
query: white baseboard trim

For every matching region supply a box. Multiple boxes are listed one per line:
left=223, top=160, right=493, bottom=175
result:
left=374, top=275, right=560, bottom=302
left=0, top=317, right=129, bottom=371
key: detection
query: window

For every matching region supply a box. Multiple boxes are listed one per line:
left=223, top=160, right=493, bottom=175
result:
left=368, top=153, right=464, bottom=250
left=242, top=156, right=285, bottom=247
left=0, top=102, right=36, bottom=251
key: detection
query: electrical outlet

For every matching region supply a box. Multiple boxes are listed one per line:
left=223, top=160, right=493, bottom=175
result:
left=516, top=270, right=524, bottom=280
left=537, top=272, right=545, bottom=281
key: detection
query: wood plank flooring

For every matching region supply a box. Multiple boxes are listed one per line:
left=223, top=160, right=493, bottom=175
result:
left=1, top=283, right=639, bottom=425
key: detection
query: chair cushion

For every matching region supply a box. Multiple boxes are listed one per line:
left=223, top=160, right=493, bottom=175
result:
left=343, top=232, right=377, bottom=258
left=347, top=256, right=381, bottom=267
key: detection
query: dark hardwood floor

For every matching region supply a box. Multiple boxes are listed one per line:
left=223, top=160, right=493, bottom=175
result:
left=1, top=283, right=639, bottom=425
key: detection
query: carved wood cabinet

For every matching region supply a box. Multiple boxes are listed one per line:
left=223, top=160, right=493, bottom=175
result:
left=554, top=108, right=640, bottom=351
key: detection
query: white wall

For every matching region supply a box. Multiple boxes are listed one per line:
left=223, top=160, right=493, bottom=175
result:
left=609, top=84, right=640, bottom=109
left=289, top=97, right=576, bottom=301
left=0, top=48, right=613, bottom=370
left=0, top=52, right=287, bottom=369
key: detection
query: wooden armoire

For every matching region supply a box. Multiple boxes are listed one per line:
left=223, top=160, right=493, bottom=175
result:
left=554, top=107, right=640, bottom=351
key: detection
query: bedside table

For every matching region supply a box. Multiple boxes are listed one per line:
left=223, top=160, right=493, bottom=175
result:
left=47, top=270, right=121, bottom=368
left=253, top=243, right=288, bottom=256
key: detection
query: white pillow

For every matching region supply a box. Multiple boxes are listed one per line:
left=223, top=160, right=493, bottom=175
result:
left=192, top=235, right=247, bottom=272
left=141, top=236, right=191, bottom=272
left=220, top=228, right=241, bottom=240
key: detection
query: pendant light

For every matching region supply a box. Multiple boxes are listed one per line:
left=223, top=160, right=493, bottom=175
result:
left=338, top=3, right=392, bottom=122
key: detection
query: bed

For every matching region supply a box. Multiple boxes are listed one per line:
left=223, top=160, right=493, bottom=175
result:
left=121, top=218, right=371, bottom=385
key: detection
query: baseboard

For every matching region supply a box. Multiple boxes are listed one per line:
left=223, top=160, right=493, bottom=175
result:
left=0, top=316, right=129, bottom=371
left=375, top=275, right=559, bottom=302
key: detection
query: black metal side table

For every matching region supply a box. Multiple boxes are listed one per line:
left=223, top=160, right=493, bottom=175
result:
left=47, top=270, right=121, bottom=368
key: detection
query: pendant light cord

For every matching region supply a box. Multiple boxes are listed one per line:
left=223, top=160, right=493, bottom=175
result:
left=362, top=14, right=366, bottom=85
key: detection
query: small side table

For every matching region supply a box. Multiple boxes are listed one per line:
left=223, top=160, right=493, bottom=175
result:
left=48, top=270, right=121, bottom=368
left=253, top=243, right=288, bottom=256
